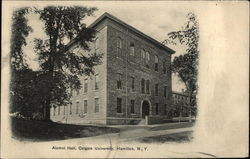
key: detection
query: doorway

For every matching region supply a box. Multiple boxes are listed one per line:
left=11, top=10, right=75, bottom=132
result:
left=141, top=100, right=150, bottom=118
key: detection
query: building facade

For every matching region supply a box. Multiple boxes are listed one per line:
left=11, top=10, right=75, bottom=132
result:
left=172, top=91, right=191, bottom=105
left=50, top=13, right=175, bottom=125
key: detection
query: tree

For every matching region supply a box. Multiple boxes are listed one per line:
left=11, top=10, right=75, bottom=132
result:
left=34, top=6, right=102, bottom=120
left=10, top=69, right=45, bottom=118
left=163, top=12, right=199, bottom=98
left=10, top=7, right=33, bottom=70
left=10, top=7, right=34, bottom=115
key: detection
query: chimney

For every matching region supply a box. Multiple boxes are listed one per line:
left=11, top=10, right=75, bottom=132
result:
left=181, top=89, right=184, bottom=93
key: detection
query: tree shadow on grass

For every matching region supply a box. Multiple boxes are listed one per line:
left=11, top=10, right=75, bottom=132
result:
left=11, top=117, right=120, bottom=142
left=136, top=131, right=193, bottom=143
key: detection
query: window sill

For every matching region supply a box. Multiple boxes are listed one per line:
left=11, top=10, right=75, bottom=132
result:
left=116, top=57, right=123, bottom=60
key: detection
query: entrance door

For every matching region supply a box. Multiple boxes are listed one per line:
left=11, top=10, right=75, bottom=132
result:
left=142, top=101, right=150, bottom=118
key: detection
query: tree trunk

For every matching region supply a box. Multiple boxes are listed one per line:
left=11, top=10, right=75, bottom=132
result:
left=43, top=99, right=51, bottom=121
left=189, top=90, right=192, bottom=122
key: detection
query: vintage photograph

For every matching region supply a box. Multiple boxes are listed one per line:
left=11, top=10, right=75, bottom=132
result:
left=1, top=0, right=249, bottom=158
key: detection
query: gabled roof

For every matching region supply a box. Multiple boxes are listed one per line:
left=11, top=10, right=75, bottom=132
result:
left=89, top=12, right=175, bottom=54
left=66, top=12, right=175, bottom=54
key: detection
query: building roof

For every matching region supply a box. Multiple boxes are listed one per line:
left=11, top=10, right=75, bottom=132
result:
left=67, top=12, right=175, bottom=54
left=172, top=91, right=190, bottom=97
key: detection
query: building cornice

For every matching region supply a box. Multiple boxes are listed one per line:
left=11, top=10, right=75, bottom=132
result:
left=66, top=12, right=175, bottom=54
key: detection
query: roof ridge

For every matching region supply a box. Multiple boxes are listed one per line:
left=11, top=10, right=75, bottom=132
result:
left=67, top=12, right=175, bottom=54
left=89, top=12, right=175, bottom=54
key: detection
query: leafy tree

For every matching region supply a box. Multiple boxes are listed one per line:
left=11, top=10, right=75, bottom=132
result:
left=164, top=12, right=199, bottom=98
left=10, top=69, right=44, bottom=117
left=33, top=6, right=102, bottom=120
left=10, top=7, right=33, bottom=70
left=10, top=7, right=33, bottom=115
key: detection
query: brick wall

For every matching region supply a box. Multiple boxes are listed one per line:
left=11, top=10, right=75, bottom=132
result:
left=106, top=19, right=172, bottom=124
left=51, top=17, right=173, bottom=125
left=51, top=21, right=108, bottom=125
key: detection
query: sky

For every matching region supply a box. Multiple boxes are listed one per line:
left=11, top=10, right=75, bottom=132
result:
left=22, top=1, right=191, bottom=92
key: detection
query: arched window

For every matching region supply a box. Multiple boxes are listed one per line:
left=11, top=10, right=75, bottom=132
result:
left=146, top=51, right=150, bottom=62
left=117, top=37, right=122, bottom=48
left=130, top=43, right=135, bottom=56
left=154, top=55, right=159, bottom=71
left=141, top=49, right=145, bottom=59
left=145, top=51, right=150, bottom=68
left=117, top=37, right=122, bottom=57
left=146, top=80, right=150, bottom=94
left=141, top=78, right=145, bottom=93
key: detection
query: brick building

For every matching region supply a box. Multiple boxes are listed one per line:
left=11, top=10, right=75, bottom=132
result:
left=50, top=13, right=175, bottom=125
left=172, top=91, right=190, bottom=105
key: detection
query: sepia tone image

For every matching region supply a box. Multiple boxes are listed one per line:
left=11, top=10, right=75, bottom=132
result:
left=1, top=1, right=249, bottom=158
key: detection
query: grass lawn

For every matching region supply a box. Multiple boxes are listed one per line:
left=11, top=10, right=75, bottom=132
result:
left=11, top=117, right=120, bottom=142
left=150, top=122, right=194, bottom=131
left=137, top=131, right=193, bottom=143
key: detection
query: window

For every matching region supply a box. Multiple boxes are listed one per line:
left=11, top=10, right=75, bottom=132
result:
left=53, top=107, right=56, bottom=116
left=84, top=100, right=88, bottom=113
left=146, top=80, right=150, bottom=94
left=76, top=101, right=79, bottom=114
left=117, top=37, right=122, bottom=57
left=164, top=104, right=167, bottom=115
left=69, top=102, right=72, bottom=114
left=130, top=77, right=135, bottom=92
left=95, top=74, right=99, bottom=90
left=146, top=51, right=150, bottom=62
left=141, top=49, right=145, bottom=59
left=70, top=88, right=73, bottom=95
left=84, top=79, right=88, bottom=93
left=141, top=78, right=145, bottom=93
left=155, top=84, right=158, bottom=96
left=117, top=74, right=122, bottom=89
left=117, top=98, right=122, bottom=113
left=130, top=100, right=135, bottom=114
left=58, top=106, right=60, bottom=115
left=155, top=103, right=159, bottom=115
left=130, top=43, right=135, bottom=56
left=145, top=51, right=150, bottom=68
left=164, top=86, right=167, bottom=97
left=163, top=62, right=167, bottom=74
left=154, top=56, right=159, bottom=71
left=95, top=98, right=99, bottom=113
left=76, top=89, right=80, bottom=95
left=95, top=37, right=100, bottom=52
left=63, top=105, right=65, bottom=115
